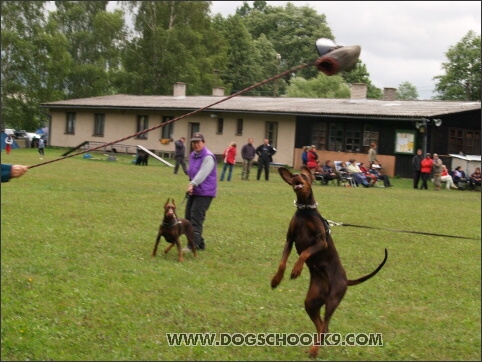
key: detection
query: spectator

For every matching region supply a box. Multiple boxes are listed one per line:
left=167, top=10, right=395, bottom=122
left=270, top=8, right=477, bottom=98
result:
left=412, top=149, right=423, bottom=189
left=241, top=138, right=256, bottom=181
left=255, top=139, right=276, bottom=181
left=369, top=164, right=392, bottom=187
left=306, top=145, right=322, bottom=173
left=452, top=166, right=466, bottom=185
left=1, top=164, right=28, bottom=182
left=441, top=165, right=458, bottom=190
left=301, top=146, right=309, bottom=166
left=38, top=137, right=45, bottom=156
left=321, top=160, right=341, bottom=185
left=359, top=162, right=377, bottom=185
left=432, top=153, right=443, bottom=191
left=347, top=159, right=370, bottom=187
left=368, top=142, right=380, bottom=166
left=185, top=133, right=217, bottom=251
left=337, top=162, right=350, bottom=179
left=220, top=142, right=237, bottom=181
left=420, top=153, right=433, bottom=190
left=5, top=134, right=13, bottom=154
left=469, top=167, right=481, bottom=191
left=173, top=137, right=188, bottom=175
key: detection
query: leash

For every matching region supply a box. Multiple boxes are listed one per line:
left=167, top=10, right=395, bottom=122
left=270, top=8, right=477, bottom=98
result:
left=178, top=192, right=189, bottom=208
left=326, top=220, right=480, bottom=241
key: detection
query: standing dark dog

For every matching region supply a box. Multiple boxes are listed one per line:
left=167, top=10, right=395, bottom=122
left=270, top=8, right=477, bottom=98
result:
left=271, top=166, right=388, bottom=358
left=152, top=198, right=197, bottom=262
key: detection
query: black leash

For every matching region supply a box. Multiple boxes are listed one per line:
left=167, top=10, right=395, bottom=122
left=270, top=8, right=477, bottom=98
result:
left=178, top=192, right=189, bottom=208
left=327, top=220, right=480, bottom=241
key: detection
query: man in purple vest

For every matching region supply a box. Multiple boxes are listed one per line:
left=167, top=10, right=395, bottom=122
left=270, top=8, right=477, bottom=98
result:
left=185, top=133, right=217, bottom=251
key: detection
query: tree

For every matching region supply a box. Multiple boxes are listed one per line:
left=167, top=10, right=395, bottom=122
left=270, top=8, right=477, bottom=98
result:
left=240, top=2, right=334, bottom=82
left=1, top=0, right=70, bottom=131
left=433, top=30, right=481, bottom=101
left=285, top=74, right=350, bottom=98
left=121, top=1, right=225, bottom=95
left=341, top=60, right=382, bottom=99
left=50, top=1, right=127, bottom=98
left=396, top=81, right=419, bottom=100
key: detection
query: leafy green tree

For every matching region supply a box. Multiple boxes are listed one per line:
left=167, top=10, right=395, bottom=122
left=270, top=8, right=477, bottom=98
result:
left=240, top=2, right=334, bottom=82
left=213, top=14, right=264, bottom=95
left=396, top=81, right=419, bottom=100
left=285, top=74, right=350, bottom=98
left=341, top=60, right=382, bottom=99
left=50, top=1, right=127, bottom=98
left=433, top=30, right=481, bottom=100
left=1, top=0, right=70, bottom=131
left=121, top=1, right=225, bottom=95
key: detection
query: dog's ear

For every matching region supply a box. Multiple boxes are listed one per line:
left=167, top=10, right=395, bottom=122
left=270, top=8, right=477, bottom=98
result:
left=164, top=198, right=170, bottom=207
left=278, top=167, right=294, bottom=185
left=172, top=198, right=176, bottom=206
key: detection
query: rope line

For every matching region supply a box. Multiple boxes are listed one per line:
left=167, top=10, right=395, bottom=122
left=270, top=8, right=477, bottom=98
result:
left=28, top=58, right=319, bottom=169
left=327, top=220, right=480, bottom=240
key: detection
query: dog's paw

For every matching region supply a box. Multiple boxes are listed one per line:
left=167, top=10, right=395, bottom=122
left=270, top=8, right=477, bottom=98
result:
left=290, top=263, right=304, bottom=279
left=270, top=275, right=282, bottom=289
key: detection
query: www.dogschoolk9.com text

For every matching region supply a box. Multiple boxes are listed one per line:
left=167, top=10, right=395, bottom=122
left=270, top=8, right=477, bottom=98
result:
left=166, top=332, right=383, bottom=347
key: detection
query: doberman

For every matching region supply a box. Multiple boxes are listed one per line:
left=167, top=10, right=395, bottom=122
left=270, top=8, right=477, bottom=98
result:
left=271, top=165, right=388, bottom=358
left=152, top=198, right=197, bottom=262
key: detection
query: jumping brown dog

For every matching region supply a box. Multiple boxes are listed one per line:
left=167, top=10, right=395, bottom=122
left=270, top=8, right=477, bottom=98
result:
left=271, top=166, right=388, bottom=358
left=152, top=198, right=197, bottom=262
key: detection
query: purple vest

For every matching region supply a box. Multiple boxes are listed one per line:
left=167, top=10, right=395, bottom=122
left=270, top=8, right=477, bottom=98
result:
left=188, top=147, right=217, bottom=197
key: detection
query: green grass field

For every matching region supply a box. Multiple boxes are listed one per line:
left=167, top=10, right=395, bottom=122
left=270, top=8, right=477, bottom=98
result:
left=1, top=147, right=481, bottom=361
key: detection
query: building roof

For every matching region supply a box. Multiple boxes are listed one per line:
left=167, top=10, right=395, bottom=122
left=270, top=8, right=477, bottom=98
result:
left=41, top=94, right=481, bottom=120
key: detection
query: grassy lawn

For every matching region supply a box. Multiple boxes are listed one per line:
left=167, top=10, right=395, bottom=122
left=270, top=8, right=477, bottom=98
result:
left=1, top=147, right=481, bottom=361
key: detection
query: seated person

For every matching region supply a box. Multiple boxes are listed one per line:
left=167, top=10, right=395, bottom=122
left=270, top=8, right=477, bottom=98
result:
left=441, top=165, right=457, bottom=190
left=469, top=167, right=481, bottom=191
left=347, top=159, right=370, bottom=187
left=321, top=160, right=341, bottom=185
left=337, top=162, right=350, bottom=178
left=359, top=162, right=377, bottom=185
left=452, top=166, right=466, bottom=184
left=369, top=164, right=392, bottom=187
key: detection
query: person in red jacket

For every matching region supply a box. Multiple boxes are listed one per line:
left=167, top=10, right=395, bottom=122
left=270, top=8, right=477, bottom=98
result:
left=306, top=145, right=322, bottom=173
left=420, top=153, right=433, bottom=190
left=220, top=142, right=237, bottom=181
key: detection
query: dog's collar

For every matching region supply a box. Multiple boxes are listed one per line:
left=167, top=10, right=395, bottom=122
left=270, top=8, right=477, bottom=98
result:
left=294, top=200, right=318, bottom=209
left=162, top=215, right=182, bottom=227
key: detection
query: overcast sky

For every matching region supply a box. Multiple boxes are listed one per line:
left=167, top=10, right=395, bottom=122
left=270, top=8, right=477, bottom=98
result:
left=209, top=1, right=481, bottom=100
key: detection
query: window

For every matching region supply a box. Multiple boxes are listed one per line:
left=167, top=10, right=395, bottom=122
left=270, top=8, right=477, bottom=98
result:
left=328, top=123, right=343, bottom=152
left=66, top=112, right=76, bottom=134
left=136, top=115, right=149, bottom=139
left=236, top=119, right=243, bottom=135
left=266, top=122, right=278, bottom=149
left=94, top=113, right=105, bottom=136
left=161, top=116, right=174, bottom=139
left=448, top=128, right=480, bottom=155
left=217, top=118, right=224, bottom=134
left=345, top=123, right=362, bottom=152
left=311, top=122, right=327, bottom=150
left=363, top=125, right=379, bottom=147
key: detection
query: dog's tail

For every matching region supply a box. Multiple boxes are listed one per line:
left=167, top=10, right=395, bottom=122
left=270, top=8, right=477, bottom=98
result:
left=347, top=248, right=388, bottom=286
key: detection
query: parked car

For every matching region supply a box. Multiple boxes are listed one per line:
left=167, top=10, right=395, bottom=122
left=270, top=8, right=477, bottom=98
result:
left=15, top=130, right=39, bottom=142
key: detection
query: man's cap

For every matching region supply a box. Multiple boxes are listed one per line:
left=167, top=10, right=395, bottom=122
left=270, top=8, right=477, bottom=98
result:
left=190, top=133, right=204, bottom=141
left=426, top=152, right=431, bottom=156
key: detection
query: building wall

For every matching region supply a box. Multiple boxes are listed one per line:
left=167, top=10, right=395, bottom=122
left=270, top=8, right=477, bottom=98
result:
left=48, top=109, right=297, bottom=166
